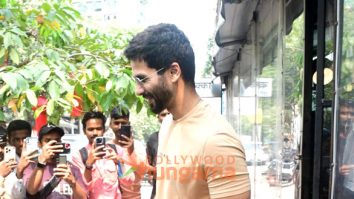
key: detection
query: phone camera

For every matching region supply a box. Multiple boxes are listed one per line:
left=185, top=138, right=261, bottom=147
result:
left=64, top=143, right=70, bottom=149
left=96, top=138, right=103, bottom=144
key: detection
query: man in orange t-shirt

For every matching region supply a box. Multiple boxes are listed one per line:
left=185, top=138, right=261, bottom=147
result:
left=124, top=23, right=250, bottom=199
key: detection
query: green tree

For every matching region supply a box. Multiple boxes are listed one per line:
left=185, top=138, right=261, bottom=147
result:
left=0, top=0, right=143, bottom=124
left=202, top=37, right=215, bottom=78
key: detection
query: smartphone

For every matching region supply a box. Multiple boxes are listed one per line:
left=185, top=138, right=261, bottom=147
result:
left=56, top=142, right=71, bottom=154
left=24, top=137, right=38, bottom=154
left=119, top=125, right=131, bottom=140
left=4, top=146, right=16, bottom=162
left=27, top=149, right=39, bottom=162
left=94, top=137, right=106, bottom=157
left=56, top=154, right=67, bottom=165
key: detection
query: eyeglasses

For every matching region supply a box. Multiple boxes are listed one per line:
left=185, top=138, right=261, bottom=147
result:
left=134, top=67, right=165, bottom=85
left=159, top=112, right=170, bottom=117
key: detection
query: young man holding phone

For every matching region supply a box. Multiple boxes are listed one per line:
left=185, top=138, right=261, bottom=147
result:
left=5, top=119, right=37, bottom=198
left=23, top=124, right=86, bottom=198
left=71, top=111, right=133, bottom=199
left=0, top=126, right=17, bottom=199
left=109, top=107, right=149, bottom=199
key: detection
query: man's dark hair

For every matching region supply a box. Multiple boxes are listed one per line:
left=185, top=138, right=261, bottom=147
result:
left=124, top=23, right=196, bottom=87
left=7, top=120, right=31, bottom=138
left=110, top=107, right=130, bottom=119
left=339, top=99, right=354, bottom=108
left=82, top=111, right=106, bottom=130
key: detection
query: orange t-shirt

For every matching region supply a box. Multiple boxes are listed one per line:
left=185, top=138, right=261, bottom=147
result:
left=156, top=101, right=250, bottom=198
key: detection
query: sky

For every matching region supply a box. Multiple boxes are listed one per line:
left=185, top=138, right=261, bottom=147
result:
left=116, top=0, right=219, bottom=79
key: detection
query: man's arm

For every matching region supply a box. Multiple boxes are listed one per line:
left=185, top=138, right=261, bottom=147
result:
left=0, top=160, right=16, bottom=199
left=26, top=166, right=45, bottom=195
left=83, top=145, right=105, bottom=182
left=203, top=133, right=250, bottom=199
left=27, top=140, right=61, bottom=195
left=53, top=164, right=87, bottom=199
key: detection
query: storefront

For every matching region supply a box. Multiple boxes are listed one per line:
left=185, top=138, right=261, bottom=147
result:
left=212, top=0, right=353, bottom=198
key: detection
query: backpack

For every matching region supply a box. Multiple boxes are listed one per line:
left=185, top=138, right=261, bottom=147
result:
left=79, top=144, right=123, bottom=177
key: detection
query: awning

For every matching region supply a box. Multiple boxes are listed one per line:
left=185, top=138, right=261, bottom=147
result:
left=213, top=0, right=258, bottom=76
left=213, top=0, right=303, bottom=77
left=215, top=0, right=258, bottom=47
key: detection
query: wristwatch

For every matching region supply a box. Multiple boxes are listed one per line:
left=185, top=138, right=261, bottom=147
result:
left=85, top=162, right=93, bottom=170
left=37, top=161, right=46, bottom=169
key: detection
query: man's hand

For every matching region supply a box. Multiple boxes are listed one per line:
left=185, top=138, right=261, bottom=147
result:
left=16, top=141, right=39, bottom=178
left=54, top=164, right=76, bottom=187
left=104, top=146, right=123, bottom=165
left=38, top=140, right=63, bottom=164
left=340, top=164, right=354, bottom=175
left=119, top=134, right=134, bottom=154
left=86, top=145, right=106, bottom=167
left=0, top=160, right=17, bottom=177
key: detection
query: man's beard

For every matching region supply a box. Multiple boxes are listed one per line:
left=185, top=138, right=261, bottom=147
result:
left=143, top=80, right=173, bottom=114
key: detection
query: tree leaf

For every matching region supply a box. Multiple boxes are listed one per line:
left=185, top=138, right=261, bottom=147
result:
left=86, top=68, right=93, bottom=79
left=0, top=84, right=9, bottom=99
left=48, top=80, right=60, bottom=99
left=41, top=2, right=52, bottom=13
left=25, top=89, right=37, bottom=106
left=0, top=48, right=5, bottom=58
left=105, top=79, right=113, bottom=91
left=9, top=48, right=19, bottom=64
left=46, top=99, right=55, bottom=116
left=34, top=105, right=46, bottom=119
left=136, top=97, right=144, bottom=113
left=9, top=27, right=27, bottom=37
left=94, top=62, right=110, bottom=78
left=1, top=72, right=17, bottom=91
left=36, top=70, right=51, bottom=87
left=3, top=32, right=12, bottom=48
left=15, top=73, right=29, bottom=92
left=0, top=111, right=4, bottom=121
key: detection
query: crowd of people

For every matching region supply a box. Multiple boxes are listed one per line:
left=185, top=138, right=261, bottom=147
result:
left=0, top=23, right=251, bottom=198
left=0, top=107, right=170, bottom=199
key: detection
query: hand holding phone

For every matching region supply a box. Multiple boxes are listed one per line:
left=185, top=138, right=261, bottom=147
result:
left=53, top=162, right=75, bottom=186
left=0, top=159, right=17, bottom=177
left=56, top=154, right=67, bottom=165
left=94, top=137, right=106, bottom=158
left=56, top=142, right=71, bottom=154
left=23, top=138, right=39, bottom=162
left=4, top=146, right=16, bottom=162
left=39, top=140, right=63, bottom=163
left=119, top=125, right=131, bottom=144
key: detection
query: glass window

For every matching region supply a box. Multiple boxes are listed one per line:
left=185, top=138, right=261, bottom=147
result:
left=334, top=1, right=354, bottom=198
left=230, top=4, right=304, bottom=199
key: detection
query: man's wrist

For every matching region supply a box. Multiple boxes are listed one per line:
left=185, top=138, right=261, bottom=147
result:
left=85, top=161, right=93, bottom=170
left=36, top=161, right=46, bottom=169
left=16, top=169, right=23, bottom=179
left=37, top=157, right=47, bottom=169
left=69, top=179, right=76, bottom=188
left=38, top=156, right=47, bottom=164
left=128, top=145, right=134, bottom=155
